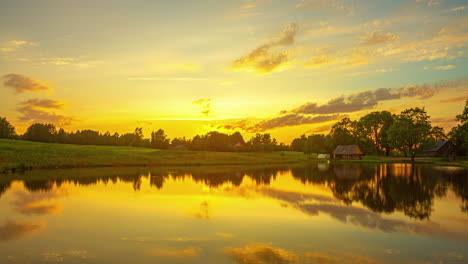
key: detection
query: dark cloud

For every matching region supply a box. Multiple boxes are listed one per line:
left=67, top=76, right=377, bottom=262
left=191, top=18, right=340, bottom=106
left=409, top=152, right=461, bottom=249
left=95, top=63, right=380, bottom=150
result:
left=360, top=31, right=399, bottom=46
left=17, top=98, right=73, bottom=126
left=292, top=81, right=451, bottom=115
left=2, top=74, right=50, bottom=93
left=232, top=23, right=298, bottom=74
left=0, top=220, right=44, bottom=241
left=220, top=114, right=342, bottom=132
left=253, top=114, right=341, bottom=132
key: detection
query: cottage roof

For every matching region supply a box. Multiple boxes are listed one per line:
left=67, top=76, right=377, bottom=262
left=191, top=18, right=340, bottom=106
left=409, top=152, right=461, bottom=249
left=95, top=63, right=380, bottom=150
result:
left=333, top=145, right=363, bottom=155
left=425, top=140, right=452, bottom=152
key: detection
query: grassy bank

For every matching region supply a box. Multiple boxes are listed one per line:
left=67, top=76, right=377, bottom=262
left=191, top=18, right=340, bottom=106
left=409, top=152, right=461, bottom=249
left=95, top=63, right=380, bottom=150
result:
left=0, top=139, right=307, bottom=172
left=331, top=155, right=468, bottom=167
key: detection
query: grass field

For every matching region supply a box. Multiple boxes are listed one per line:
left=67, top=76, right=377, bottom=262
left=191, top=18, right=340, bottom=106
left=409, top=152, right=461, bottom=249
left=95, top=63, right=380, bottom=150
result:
left=0, top=139, right=307, bottom=172
left=1, top=139, right=466, bottom=173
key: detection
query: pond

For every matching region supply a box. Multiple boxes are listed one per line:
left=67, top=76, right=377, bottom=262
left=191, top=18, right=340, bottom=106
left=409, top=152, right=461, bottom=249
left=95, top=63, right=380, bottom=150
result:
left=0, top=163, right=467, bottom=264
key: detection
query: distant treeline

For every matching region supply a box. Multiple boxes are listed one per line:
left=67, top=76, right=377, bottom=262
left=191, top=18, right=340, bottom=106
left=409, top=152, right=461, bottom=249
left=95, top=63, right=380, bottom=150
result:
left=0, top=100, right=467, bottom=157
left=0, top=121, right=288, bottom=152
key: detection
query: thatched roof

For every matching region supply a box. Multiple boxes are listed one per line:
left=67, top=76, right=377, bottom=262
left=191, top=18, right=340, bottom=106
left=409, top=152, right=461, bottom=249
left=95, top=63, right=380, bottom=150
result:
left=333, top=145, right=363, bottom=155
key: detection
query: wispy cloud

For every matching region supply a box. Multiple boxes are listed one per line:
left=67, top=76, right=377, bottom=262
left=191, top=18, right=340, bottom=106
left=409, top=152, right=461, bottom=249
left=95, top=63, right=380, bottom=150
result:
left=193, top=99, right=212, bottom=117
left=449, top=6, right=466, bottom=12
left=128, top=77, right=207, bottom=81
left=0, top=40, right=38, bottom=53
left=231, top=23, right=298, bottom=74
left=435, top=65, right=456, bottom=70
left=2, top=74, right=50, bottom=93
left=359, top=31, right=400, bottom=46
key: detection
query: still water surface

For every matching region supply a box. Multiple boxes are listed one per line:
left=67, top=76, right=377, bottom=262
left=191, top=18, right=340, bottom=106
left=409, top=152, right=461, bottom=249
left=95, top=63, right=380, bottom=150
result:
left=0, top=163, right=467, bottom=264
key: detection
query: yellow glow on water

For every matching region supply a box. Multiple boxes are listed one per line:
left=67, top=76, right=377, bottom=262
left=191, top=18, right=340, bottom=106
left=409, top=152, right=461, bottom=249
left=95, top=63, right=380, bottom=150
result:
left=0, top=165, right=467, bottom=263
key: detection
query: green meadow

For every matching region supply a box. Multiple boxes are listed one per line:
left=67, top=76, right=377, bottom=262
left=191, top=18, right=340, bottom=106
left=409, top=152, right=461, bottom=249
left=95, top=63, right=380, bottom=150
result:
left=1, top=139, right=466, bottom=173
left=0, top=139, right=307, bottom=172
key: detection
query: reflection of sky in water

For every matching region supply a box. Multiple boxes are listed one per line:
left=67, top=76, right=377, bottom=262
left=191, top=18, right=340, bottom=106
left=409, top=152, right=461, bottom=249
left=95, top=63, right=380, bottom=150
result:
left=0, top=164, right=467, bottom=263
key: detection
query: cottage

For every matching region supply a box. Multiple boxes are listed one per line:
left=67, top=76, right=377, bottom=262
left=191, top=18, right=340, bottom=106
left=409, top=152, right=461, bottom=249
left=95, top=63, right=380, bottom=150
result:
left=333, top=145, right=364, bottom=160
left=423, top=140, right=456, bottom=158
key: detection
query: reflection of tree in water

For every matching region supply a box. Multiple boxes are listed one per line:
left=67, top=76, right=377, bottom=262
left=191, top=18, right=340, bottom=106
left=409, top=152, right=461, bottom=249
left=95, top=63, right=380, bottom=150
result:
left=290, top=163, right=467, bottom=220
left=1, top=165, right=466, bottom=218
left=436, top=167, right=468, bottom=214
left=0, top=181, right=12, bottom=197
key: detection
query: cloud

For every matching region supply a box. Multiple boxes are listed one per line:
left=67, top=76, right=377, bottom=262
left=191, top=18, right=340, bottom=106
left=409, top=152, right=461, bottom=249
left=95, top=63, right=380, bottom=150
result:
left=0, top=220, right=45, bottom=241
left=147, top=247, right=202, bottom=257
left=449, top=6, right=466, bottom=12
left=225, top=243, right=297, bottom=264
left=440, top=95, right=468, bottom=103
left=0, top=40, right=38, bottom=53
left=291, top=81, right=456, bottom=115
left=220, top=79, right=465, bottom=132
left=17, top=98, right=73, bottom=126
left=296, top=0, right=354, bottom=11
left=2, top=74, right=50, bottom=93
left=435, top=65, right=456, bottom=70
left=8, top=40, right=38, bottom=47
left=219, top=114, right=342, bottom=132
left=12, top=190, right=66, bottom=216
left=252, top=114, right=342, bottom=132
left=128, top=77, right=207, bottom=81
left=360, top=31, right=400, bottom=46
left=193, top=99, right=212, bottom=117
left=231, top=23, right=298, bottom=74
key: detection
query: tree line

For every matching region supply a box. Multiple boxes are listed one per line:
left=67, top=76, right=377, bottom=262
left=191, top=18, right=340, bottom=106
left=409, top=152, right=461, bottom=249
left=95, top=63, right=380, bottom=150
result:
left=0, top=119, right=288, bottom=152
left=291, top=102, right=468, bottom=160
left=0, top=100, right=467, bottom=156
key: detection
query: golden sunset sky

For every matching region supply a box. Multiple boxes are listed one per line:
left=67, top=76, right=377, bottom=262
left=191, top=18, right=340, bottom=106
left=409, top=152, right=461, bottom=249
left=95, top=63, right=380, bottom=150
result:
left=1, top=0, right=467, bottom=143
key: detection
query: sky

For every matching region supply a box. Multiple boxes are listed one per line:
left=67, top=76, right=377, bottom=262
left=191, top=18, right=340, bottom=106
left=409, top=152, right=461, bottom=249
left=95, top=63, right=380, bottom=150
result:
left=0, top=0, right=467, bottom=143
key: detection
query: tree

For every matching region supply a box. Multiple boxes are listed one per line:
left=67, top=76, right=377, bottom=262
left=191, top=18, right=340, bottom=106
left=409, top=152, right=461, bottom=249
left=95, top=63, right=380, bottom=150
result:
left=329, top=117, right=358, bottom=147
left=449, top=100, right=468, bottom=155
left=304, top=134, right=329, bottom=154
left=23, top=123, right=57, bottom=142
left=430, top=126, right=447, bottom=141
left=290, top=134, right=307, bottom=152
left=358, top=111, right=394, bottom=155
left=387, top=108, right=433, bottom=162
left=151, top=129, right=170, bottom=149
left=0, top=117, right=16, bottom=139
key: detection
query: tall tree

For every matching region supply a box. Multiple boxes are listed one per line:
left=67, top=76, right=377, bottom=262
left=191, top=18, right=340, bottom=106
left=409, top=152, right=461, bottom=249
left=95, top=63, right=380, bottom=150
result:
left=151, top=129, right=170, bottom=149
left=329, top=117, right=358, bottom=147
left=387, top=108, right=433, bottom=162
left=358, top=111, right=394, bottom=155
left=449, top=99, right=468, bottom=155
left=290, top=134, right=307, bottom=152
left=23, top=123, right=57, bottom=142
left=0, top=117, right=16, bottom=139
